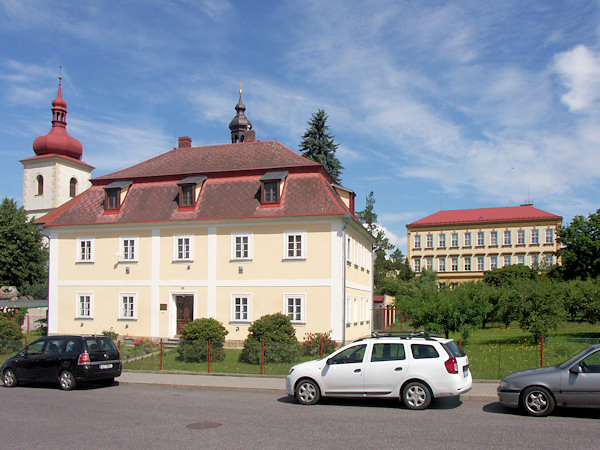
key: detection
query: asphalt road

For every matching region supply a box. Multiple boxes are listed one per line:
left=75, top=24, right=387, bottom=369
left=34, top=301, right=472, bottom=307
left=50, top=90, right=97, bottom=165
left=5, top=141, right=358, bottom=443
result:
left=1, top=383, right=598, bottom=449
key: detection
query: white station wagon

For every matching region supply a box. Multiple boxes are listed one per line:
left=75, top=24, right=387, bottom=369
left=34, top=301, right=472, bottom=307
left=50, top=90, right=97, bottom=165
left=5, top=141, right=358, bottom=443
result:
left=286, top=332, right=472, bottom=409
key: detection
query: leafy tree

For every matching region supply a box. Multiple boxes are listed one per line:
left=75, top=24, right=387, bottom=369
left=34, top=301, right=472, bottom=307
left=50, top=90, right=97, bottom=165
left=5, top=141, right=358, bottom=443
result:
left=557, top=209, right=600, bottom=280
left=0, top=317, right=23, bottom=352
left=513, top=278, right=564, bottom=343
left=483, top=264, right=538, bottom=286
left=240, top=313, right=299, bottom=363
left=0, top=198, right=48, bottom=292
left=176, top=318, right=228, bottom=362
left=579, top=277, right=600, bottom=324
left=299, top=109, right=343, bottom=183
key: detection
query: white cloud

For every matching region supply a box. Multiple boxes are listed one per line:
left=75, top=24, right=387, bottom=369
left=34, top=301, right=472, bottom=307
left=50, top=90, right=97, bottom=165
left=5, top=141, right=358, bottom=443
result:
left=554, top=45, right=600, bottom=113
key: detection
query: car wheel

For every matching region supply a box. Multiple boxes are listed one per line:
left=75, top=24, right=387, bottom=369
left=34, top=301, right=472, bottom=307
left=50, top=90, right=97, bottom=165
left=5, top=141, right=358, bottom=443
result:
left=295, top=379, right=320, bottom=405
left=521, top=386, right=555, bottom=417
left=402, top=381, right=432, bottom=410
left=3, top=368, right=18, bottom=387
left=58, top=370, right=77, bottom=391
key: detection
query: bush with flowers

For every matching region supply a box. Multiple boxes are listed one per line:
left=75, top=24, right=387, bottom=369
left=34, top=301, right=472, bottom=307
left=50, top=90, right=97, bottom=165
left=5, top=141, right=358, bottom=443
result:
left=133, top=337, right=159, bottom=354
left=300, top=332, right=337, bottom=356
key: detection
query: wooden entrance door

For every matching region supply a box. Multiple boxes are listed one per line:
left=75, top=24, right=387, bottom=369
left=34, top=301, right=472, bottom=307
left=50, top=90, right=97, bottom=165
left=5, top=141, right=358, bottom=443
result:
left=176, top=295, right=194, bottom=334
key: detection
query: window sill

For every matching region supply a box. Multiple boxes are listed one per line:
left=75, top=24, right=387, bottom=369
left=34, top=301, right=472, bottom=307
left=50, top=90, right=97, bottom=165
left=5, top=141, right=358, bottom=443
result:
left=75, top=316, right=94, bottom=320
left=173, top=259, right=194, bottom=264
left=231, top=258, right=252, bottom=263
left=283, top=257, right=306, bottom=261
left=119, top=260, right=138, bottom=264
left=290, top=322, right=306, bottom=326
left=76, top=261, right=95, bottom=264
left=230, top=320, right=251, bottom=325
left=118, top=318, right=137, bottom=321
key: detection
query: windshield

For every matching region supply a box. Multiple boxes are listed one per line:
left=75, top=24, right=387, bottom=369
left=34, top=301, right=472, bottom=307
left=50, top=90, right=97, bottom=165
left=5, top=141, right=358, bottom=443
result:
left=559, top=346, right=593, bottom=369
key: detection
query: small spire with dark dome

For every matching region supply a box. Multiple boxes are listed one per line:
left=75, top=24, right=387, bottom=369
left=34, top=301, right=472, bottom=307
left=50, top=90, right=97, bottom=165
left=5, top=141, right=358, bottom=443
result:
left=229, top=81, right=253, bottom=143
left=32, top=73, right=83, bottom=160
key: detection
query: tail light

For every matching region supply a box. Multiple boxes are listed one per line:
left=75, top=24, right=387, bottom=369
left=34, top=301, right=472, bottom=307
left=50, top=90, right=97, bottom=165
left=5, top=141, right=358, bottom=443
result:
left=78, top=352, right=90, bottom=365
left=444, top=357, right=458, bottom=374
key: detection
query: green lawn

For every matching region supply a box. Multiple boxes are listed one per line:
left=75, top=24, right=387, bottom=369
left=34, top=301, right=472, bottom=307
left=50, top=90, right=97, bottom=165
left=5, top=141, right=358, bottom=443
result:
left=123, top=322, right=600, bottom=379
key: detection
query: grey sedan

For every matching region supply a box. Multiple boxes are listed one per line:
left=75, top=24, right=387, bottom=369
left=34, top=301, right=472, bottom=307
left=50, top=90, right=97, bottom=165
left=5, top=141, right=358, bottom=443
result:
left=497, top=343, right=600, bottom=416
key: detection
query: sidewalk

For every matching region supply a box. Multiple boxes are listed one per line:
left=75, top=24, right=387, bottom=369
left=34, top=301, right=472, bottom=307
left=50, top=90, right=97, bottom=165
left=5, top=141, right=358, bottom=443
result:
left=118, top=370, right=499, bottom=402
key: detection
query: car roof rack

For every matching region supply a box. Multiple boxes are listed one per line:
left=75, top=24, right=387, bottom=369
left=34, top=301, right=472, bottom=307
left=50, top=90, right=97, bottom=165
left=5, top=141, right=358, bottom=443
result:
left=371, top=331, right=443, bottom=340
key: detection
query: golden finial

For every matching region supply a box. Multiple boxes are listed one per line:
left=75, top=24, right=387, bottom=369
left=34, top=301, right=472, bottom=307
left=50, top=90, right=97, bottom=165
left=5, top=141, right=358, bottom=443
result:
left=239, top=79, right=243, bottom=95
left=58, top=66, right=62, bottom=82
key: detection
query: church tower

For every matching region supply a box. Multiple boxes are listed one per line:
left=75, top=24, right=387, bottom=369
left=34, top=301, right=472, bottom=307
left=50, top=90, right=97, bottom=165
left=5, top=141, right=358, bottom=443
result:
left=20, top=76, right=94, bottom=219
left=228, top=86, right=254, bottom=143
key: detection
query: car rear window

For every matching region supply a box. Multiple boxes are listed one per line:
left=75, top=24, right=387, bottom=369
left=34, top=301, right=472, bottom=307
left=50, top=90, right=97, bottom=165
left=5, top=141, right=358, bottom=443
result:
left=411, top=344, right=439, bottom=359
left=442, top=341, right=466, bottom=358
left=85, top=337, right=117, bottom=352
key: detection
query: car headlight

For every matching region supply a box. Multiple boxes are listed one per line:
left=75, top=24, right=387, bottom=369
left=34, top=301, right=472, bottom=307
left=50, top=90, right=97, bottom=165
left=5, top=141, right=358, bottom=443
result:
left=500, top=381, right=508, bottom=389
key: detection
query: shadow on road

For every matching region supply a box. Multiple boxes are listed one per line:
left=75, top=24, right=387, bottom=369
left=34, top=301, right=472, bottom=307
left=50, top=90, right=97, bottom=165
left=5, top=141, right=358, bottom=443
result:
left=278, top=395, right=462, bottom=410
left=483, top=401, right=600, bottom=419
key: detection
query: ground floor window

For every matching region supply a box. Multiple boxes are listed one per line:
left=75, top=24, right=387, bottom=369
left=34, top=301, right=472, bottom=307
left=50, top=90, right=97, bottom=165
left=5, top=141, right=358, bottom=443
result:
left=76, top=292, right=93, bottom=318
left=231, top=295, right=251, bottom=322
left=285, top=294, right=305, bottom=324
left=120, top=293, right=137, bottom=319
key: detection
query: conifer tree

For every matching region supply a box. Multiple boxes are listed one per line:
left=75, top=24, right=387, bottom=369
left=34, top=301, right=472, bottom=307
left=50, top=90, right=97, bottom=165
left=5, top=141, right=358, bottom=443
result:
left=299, top=109, right=343, bottom=183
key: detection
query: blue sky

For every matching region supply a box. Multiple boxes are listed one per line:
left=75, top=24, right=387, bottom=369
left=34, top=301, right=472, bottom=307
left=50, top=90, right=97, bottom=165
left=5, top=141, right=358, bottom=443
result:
left=1, top=1, right=600, bottom=253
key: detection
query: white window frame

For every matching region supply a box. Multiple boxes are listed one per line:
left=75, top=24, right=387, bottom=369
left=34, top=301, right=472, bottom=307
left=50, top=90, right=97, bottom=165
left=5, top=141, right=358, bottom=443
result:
left=477, top=231, right=485, bottom=246
left=173, top=234, right=193, bottom=261
left=504, top=255, right=511, bottom=266
left=413, top=234, right=421, bottom=249
left=438, top=233, right=446, bottom=248
left=284, top=231, right=306, bottom=260
left=354, top=241, right=359, bottom=266
left=451, top=257, right=459, bottom=271
left=451, top=233, right=459, bottom=247
left=75, top=292, right=93, bottom=319
left=504, top=230, right=511, bottom=245
left=518, top=230, right=525, bottom=245
left=346, top=237, right=352, bottom=262
left=360, top=296, right=365, bottom=322
left=284, top=294, right=305, bottom=324
left=544, top=254, right=553, bottom=266
left=490, top=255, right=498, bottom=269
left=426, top=234, right=433, bottom=248
left=414, top=258, right=421, bottom=272
left=464, top=257, right=471, bottom=271
left=438, top=257, right=446, bottom=272
left=231, top=232, right=252, bottom=261
left=477, top=256, right=484, bottom=271
left=119, top=293, right=137, bottom=320
left=76, top=237, right=94, bottom=263
left=230, top=294, right=251, bottom=323
left=120, top=236, right=138, bottom=262
left=531, top=253, right=539, bottom=267
left=464, top=232, right=471, bottom=247
left=545, top=228, right=554, bottom=244
left=346, top=295, right=351, bottom=324
left=490, top=231, right=498, bottom=246
left=517, top=254, right=525, bottom=265
left=531, top=229, right=539, bottom=244
left=426, top=257, right=433, bottom=270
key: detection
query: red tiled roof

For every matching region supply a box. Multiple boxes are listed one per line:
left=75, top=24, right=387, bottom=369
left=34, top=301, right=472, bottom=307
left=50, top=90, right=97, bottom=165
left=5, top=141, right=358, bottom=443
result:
left=41, top=171, right=350, bottom=226
left=94, top=140, right=317, bottom=181
left=407, top=205, right=562, bottom=228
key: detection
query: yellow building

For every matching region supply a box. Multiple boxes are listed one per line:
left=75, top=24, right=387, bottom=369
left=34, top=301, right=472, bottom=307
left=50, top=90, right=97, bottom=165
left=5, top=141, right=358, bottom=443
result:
left=37, top=93, right=374, bottom=344
left=406, top=205, right=562, bottom=284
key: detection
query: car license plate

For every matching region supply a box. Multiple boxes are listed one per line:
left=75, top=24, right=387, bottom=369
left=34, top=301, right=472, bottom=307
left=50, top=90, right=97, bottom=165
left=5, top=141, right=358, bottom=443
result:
left=99, top=364, right=113, bottom=370
left=463, top=365, right=469, bottom=377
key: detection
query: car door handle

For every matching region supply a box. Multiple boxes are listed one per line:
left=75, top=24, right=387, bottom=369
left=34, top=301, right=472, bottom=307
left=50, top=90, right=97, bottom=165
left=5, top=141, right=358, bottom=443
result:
left=395, top=367, right=403, bottom=371
left=354, top=369, right=361, bottom=373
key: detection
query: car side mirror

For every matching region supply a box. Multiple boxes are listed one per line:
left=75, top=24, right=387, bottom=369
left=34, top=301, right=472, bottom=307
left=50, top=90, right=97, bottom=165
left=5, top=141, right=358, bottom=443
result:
left=326, top=358, right=332, bottom=366
left=569, top=365, right=582, bottom=374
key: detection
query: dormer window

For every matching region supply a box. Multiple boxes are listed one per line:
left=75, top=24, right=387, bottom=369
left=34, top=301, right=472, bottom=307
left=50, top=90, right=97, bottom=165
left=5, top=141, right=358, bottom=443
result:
left=176, top=175, right=206, bottom=208
left=260, top=171, right=288, bottom=205
left=103, top=180, right=133, bottom=212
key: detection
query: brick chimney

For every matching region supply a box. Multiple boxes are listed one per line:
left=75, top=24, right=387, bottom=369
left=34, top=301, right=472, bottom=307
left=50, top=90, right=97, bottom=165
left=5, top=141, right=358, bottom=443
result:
left=244, top=130, right=255, bottom=142
left=178, top=136, right=192, bottom=148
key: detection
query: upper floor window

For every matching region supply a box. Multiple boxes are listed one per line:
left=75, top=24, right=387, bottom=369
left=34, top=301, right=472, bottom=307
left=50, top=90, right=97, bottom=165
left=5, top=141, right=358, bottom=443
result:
left=518, top=230, right=525, bottom=245
left=103, top=180, right=132, bottom=211
left=464, top=232, right=471, bottom=247
left=174, top=235, right=193, bottom=261
left=346, top=237, right=352, bottom=262
left=438, top=233, right=446, bottom=247
left=545, top=228, right=554, bottom=244
left=477, top=256, right=484, bottom=271
left=504, top=255, right=511, bottom=266
left=531, top=253, right=539, bottom=267
left=426, top=257, right=433, bottom=270
left=120, top=236, right=138, bottom=262
left=177, top=175, right=206, bottom=208
left=504, top=230, right=511, bottom=245
left=285, top=294, right=305, bottom=324
left=451, top=257, right=458, bottom=271
left=260, top=171, right=288, bottom=205
left=413, top=235, right=421, bottom=249
left=451, top=233, right=459, bottom=247
left=284, top=231, right=305, bottom=259
left=232, top=233, right=252, bottom=260
left=490, top=231, right=498, bottom=246
left=76, top=237, right=94, bottom=263
left=438, top=257, right=445, bottom=272
left=426, top=234, right=433, bottom=248
left=531, top=229, right=539, bottom=244
left=477, top=231, right=485, bottom=246
left=464, top=257, right=471, bottom=271
left=69, top=177, right=77, bottom=198
left=36, top=175, right=44, bottom=196
left=490, top=255, right=498, bottom=269
left=517, top=254, right=525, bottom=265
left=119, top=293, right=137, bottom=320
left=544, top=254, right=553, bottom=266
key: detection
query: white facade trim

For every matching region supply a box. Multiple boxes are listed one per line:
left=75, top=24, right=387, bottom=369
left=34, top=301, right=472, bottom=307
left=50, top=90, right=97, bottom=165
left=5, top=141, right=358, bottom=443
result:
left=150, top=228, right=160, bottom=337
left=56, top=278, right=333, bottom=287
left=330, top=221, right=344, bottom=341
left=207, top=226, right=217, bottom=318
left=346, top=280, right=371, bottom=292
left=48, top=230, right=59, bottom=334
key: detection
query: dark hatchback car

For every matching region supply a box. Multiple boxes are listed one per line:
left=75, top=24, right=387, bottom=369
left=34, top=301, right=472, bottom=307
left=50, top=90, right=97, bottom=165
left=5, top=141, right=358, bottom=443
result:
left=497, top=343, right=600, bottom=416
left=1, top=335, right=121, bottom=391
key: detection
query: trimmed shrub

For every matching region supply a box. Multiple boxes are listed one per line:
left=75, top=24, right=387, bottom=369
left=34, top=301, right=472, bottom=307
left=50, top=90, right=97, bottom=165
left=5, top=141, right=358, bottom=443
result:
left=102, top=327, right=118, bottom=340
left=240, top=313, right=299, bottom=364
left=0, top=317, right=23, bottom=353
left=176, top=318, right=228, bottom=362
left=300, top=332, right=337, bottom=356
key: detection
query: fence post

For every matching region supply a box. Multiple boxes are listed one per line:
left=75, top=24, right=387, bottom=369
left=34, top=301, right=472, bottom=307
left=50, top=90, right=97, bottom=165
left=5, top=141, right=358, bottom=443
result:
left=400, top=315, right=403, bottom=331
left=540, top=336, right=544, bottom=367
left=208, top=339, right=212, bottom=374
left=260, top=341, right=265, bottom=375
left=160, top=338, right=163, bottom=371
left=118, top=340, right=121, bottom=352
left=320, top=337, right=324, bottom=358
left=459, top=337, right=462, bottom=348
left=24, top=335, right=27, bottom=346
